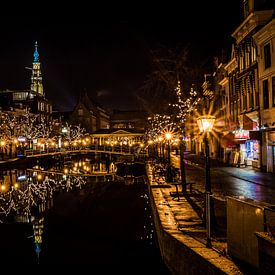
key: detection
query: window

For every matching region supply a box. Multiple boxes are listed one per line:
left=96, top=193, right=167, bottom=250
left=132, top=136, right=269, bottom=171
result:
left=272, top=77, right=275, bottom=107
left=245, top=50, right=250, bottom=68
left=239, top=53, right=244, bottom=71
left=248, top=76, right=254, bottom=109
left=243, top=0, right=249, bottom=18
left=251, top=44, right=257, bottom=63
left=264, top=43, right=271, bottom=69
left=13, top=92, right=27, bottom=100
left=78, top=108, right=83, bottom=116
left=263, top=79, right=269, bottom=109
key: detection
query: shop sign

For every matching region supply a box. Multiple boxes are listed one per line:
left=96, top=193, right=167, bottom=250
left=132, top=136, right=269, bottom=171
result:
left=18, top=136, right=26, bottom=142
left=234, top=129, right=249, bottom=140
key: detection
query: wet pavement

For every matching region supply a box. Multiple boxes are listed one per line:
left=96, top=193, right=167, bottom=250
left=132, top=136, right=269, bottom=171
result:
left=171, top=153, right=275, bottom=204
left=147, top=153, right=275, bottom=273
left=147, top=163, right=245, bottom=274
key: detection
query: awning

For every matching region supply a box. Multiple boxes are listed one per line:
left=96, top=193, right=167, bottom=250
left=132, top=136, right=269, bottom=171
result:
left=221, top=133, right=236, bottom=148
left=243, top=114, right=254, bottom=130
left=221, top=132, right=246, bottom=147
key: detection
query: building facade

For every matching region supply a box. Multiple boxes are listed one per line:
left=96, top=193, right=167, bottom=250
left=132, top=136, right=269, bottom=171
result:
left=212, top=0, right=275, bottom=170
left=253, top=17, right=275, bottom=172
left=110, top=110, right=148, bottom=130
left=0, top=41, right=52, bottom=123
left=69, top=91, right=110, bottom=133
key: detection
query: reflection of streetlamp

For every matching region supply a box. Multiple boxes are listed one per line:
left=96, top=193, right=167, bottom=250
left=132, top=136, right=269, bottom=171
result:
left=197, top=115, right=215, bottom=248
left=165, top=132, right=173, bottom=182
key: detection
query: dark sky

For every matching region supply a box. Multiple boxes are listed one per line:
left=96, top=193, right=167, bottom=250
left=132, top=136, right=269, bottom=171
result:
left=0, top=2, right=242, bottom=112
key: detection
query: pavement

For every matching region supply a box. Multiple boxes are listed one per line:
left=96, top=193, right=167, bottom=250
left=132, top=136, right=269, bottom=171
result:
left=147, top=162, right=245, bottom=274
left=173, top=153, right=275, bottom=193
left=147, top=153, right=275, bottom=273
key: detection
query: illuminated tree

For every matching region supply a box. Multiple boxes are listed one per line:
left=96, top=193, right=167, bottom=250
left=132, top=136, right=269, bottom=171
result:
left=136, top=45, right=203, bottom=114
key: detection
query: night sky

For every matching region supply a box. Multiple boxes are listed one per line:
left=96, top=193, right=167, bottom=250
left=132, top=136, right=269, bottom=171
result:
left=0, top=2, right=242, bottom=112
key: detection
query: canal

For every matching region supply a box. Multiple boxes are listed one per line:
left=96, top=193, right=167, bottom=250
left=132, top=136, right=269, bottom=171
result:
left=0, top=158, right=170, bottom=272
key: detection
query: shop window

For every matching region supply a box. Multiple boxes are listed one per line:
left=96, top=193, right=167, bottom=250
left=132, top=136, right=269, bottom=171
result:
left=246, top=140, right=259, bottom=160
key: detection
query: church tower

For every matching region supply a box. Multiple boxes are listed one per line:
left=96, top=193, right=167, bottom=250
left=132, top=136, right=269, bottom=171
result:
left=31, top=41, right=44, bottom=97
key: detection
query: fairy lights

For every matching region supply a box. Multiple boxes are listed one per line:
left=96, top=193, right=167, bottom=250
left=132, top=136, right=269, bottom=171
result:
left=145, top=81, right=201, bottom=144
left=0, top=171, right=87, bottom=220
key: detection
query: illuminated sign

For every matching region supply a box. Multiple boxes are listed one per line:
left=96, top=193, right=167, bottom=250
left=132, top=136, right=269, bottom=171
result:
left=234, top=129, right=249, bottom=140
left=17, top=175, right=27, bottom=181
left=18, top=136, right=26, bottom=142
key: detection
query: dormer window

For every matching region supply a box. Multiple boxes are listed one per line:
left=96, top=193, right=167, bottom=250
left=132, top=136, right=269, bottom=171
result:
left=78, top=108, right=83, bottom=116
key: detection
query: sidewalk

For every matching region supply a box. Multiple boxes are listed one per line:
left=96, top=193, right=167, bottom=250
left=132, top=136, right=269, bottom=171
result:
left=148, top=154, right=275, bottom=273
left=179, top=153, right=275, bottom=190
left=147, top=162, right=245, bottom=274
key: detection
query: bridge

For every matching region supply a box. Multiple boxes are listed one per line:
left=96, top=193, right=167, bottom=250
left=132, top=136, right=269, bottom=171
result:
left=24, top=144, right=146, bottom=158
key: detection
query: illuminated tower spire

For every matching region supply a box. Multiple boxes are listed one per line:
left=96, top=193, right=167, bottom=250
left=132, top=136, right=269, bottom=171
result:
left=31, top=41, right=44, bottom=96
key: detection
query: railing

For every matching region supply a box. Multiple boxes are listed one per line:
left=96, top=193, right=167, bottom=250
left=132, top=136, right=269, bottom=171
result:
left=24, top=144, right=146, bottom=157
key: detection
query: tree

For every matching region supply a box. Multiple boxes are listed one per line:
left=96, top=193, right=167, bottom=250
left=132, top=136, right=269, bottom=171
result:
left=135, top=45, right=204, bottom=114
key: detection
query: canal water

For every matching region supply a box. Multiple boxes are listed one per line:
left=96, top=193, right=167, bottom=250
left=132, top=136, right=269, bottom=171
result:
left=0, top=174, right=170, bottom=272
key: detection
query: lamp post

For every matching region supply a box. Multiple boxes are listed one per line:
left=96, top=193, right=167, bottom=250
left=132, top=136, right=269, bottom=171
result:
left=180, top=134, right=186, bottom=193
left=197, top=115, right=215, bottom=248
left=165, top=132, right=173, bottom=182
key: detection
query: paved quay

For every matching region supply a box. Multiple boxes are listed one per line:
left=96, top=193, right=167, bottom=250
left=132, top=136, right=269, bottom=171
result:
left=181, top=153, right=275, bottom=190
left=146, top=161, right=244, bottom=275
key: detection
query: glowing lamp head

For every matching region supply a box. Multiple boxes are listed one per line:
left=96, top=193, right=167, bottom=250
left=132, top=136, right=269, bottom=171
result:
left=165, top=133, right=172, bottom=140
left=197, top=115, right=215, bottom=133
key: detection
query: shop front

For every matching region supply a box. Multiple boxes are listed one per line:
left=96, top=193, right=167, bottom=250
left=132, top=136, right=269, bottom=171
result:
left=233, top=129, right=249, bottom=167
left=244, top=139, right=260, bottom=168
left=266, top=131, right=275, bottom=173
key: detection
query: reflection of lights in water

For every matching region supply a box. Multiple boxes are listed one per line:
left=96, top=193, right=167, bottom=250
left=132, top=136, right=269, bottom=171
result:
left=32, top=217, right=44, bottom=264
left=0, top=171, right=87, bottom=220
left=0, top=157, right=113, bottom=220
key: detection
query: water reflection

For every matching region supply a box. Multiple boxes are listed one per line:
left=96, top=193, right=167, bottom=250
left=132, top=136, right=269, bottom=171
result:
left=32, top=216, right=44, bottom=264
left=0, top=157, right=114, bottom=263
left=0, top=156, right=156, bottom=267
left=0, top=157, right=118, bottom=219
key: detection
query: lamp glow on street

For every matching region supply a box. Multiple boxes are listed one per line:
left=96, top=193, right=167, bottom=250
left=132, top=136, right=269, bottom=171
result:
left=197, top=114, right=216, bottom=248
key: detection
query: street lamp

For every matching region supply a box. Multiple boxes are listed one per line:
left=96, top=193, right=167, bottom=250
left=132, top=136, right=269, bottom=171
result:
left=197, top=115, right=215, bottom=248
left=165, top=132, right=173, bottom=182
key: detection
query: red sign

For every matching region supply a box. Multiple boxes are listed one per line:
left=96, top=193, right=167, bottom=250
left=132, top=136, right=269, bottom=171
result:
left=234, top=130, right=249, bottom=140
